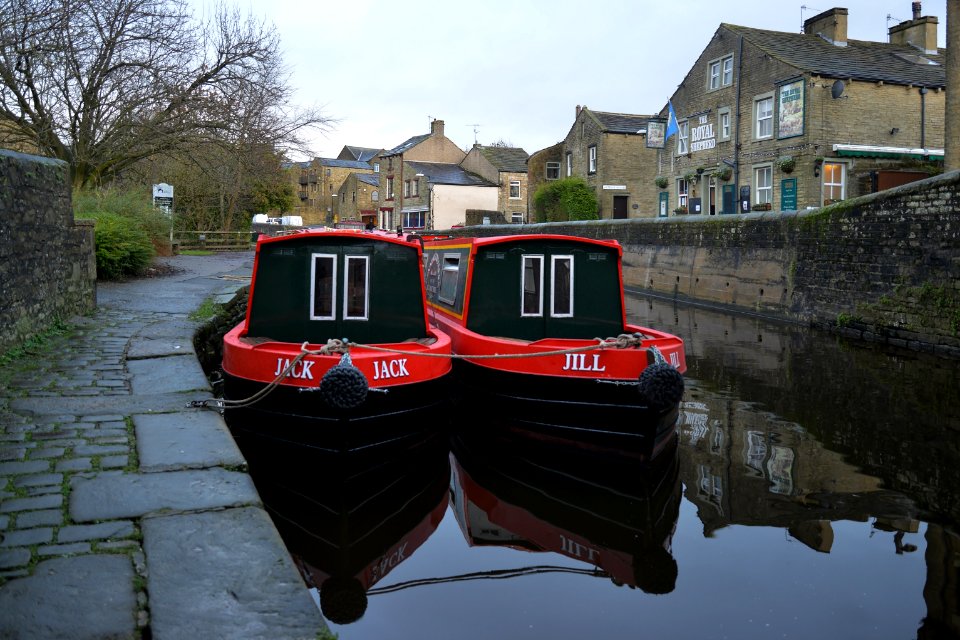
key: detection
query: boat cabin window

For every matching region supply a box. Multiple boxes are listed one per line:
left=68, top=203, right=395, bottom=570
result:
left=310, top=254, right=337, bottom=320
left=551, top=255, right=574, bottom=317
left=344, top=255, right=369, bottom=320
left=521, top=255, right=544, bottom=316
left=438, top=254, right=461, bottom=305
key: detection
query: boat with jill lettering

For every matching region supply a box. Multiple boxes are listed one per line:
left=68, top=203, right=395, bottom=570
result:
left=420, top=233, right=686, bottom=453
left=220, top=227, right=453, bottom=453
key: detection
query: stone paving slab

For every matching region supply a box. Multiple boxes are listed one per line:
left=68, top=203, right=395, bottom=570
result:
left=11, top=390, right=214, bottom=416
left=135, top=411, right=246, bottom=472
left=143, top=507, right=327, bottom=640
left=0, top=554, right=136, bottom=640
left=70, top=468, right=260, bottom=522
left=128, top=354, right=211, bottom=394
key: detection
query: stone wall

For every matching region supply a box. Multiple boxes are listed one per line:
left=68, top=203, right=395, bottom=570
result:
left=0, top=149, right=96, bottom=353
left=440, top=171, right=960, bottom=358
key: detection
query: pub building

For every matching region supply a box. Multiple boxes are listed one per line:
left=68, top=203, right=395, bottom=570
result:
left=647, top=4, right=945, bottom=216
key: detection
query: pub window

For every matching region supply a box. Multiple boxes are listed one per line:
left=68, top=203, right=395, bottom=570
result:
left=754, top=94, right=774, bottom=139
left=677, top=120, right=689, bottom=155
left=551, top=255, right=574, bottom=318
left=343, top=255, right=369, bottom=320
left=588, top=145, right=597, bottom=174
left=438, top=254, right=461, bottom=305
left=709, top=60, right=721, bottom=90
left=754, top=165, right=773, bottom=204
left=722, top=55, right=733, bottom=85
left=718, top=107, right=731, bottom=141
left=546, top=162, right=560, bottom=180
left=521, top=255, right=544, bottom=316
left=310, top=254, right=337, bottom=320
left=676, top=178, right=689, bottom=209
left=822, top=162, right=846, bottom=204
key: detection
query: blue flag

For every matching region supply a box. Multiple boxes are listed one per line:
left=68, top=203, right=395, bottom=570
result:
left=665, top=101, right=679, bottom=140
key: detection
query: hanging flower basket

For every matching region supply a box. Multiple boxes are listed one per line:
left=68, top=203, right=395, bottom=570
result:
left=777, top=156, right=796, bottom=173
left=673, top=206, right=688, bottom=215
left=654, top=176, right=669, bottom=189
left=714, top=167, right=732, bottom=181
left=682, top=172, right=698, bottom=184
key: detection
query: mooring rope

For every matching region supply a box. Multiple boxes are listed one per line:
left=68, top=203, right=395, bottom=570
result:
left=189, top=334, right=657, bottom=411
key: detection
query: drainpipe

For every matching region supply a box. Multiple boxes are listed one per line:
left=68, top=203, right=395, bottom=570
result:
left=734, top=35, right=744, bottom=193
left=919, top=86, right=928, bottom=152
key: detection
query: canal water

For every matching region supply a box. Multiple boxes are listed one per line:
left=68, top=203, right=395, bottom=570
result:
left=226, top=294, right=960, bottom=640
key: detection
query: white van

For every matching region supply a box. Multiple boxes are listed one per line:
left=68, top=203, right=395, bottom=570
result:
left=280, top=215, right=303, bottom=226
left=251, top=214, right=269, bottom=224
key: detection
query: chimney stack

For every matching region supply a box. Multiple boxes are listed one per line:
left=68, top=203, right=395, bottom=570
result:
left=804, top=7, right=848, bottom=46
left=430, top=119, right=445, bottom=137
left=889, top=3, right=939, bottom=54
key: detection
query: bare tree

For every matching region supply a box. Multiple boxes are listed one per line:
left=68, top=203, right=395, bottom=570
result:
left=0, top=0, right=330, bottom=187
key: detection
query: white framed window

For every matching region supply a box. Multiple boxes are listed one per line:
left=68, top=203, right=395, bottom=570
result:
left=343, top=256, right=369, bottom=320
left=511, top=211, right=524, bottom=224
left=754, top=165, right=773, bottom=204
left=509, top=180, right=521, bottom=199
left=822, top=162, right=846, bottom=204
left=521, top=255, right=544, bottom=316
left=588, top=146, right=597, bottom=174
left=708, top=54, right=733, bottom=90
left=546, top=162, right=560, bottom=180
left=438, top=254, right=461, bottom=305
left=754, top=94, right=774, bottom=139
left=718, top=107, right=731, bottom=141
left=386, top=178, right=394, bottom=199
left=565, top=152, right=572, bottom=177
left=310, top=254, right=337, bottom=320
left=722, top=56, right=733, bottom=85
left=373, top=162, right=380, bottom=173
left=550, top=255, right=574, bottom=318
left=677, top=120, right=689, bottom=155
left=402, top=210, right=425, bottom=229
left=403, top=180, right=410, bottom=197
left=677, top=178, right=689, bottom=209
left=411, top=179, right=419, bottom=197
left=709, top=60, right=721, bottom=90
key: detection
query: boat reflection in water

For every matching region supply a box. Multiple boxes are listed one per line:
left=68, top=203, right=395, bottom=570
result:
left=449, top=423, right=683, bottom=595
left=233, top=429, right=451, bottom=625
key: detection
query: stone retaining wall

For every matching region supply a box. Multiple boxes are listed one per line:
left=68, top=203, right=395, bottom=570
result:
left=444, top=171, right=960, bottom=358
left=0, top=149, right=96, bottom=353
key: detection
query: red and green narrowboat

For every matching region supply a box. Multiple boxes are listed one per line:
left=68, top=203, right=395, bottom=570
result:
left=421, top=234, right=686, bottom=449
left=221, top=228, right=452, bottom=452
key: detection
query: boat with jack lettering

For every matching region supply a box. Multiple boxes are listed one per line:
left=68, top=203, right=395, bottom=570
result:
left=421, top=233, right=686, bottom=454
left=221, top=227, right=452, bottom=452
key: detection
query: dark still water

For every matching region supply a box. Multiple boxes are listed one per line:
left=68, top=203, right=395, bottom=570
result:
left=228, top=295, right=960, bottom=640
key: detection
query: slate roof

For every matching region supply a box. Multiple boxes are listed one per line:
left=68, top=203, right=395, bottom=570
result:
left=357, top=173, right=380, bottom=187
left=588, top=110, right=655, bottom=134
left=476, top=146, right=529, bottom=172
left=317, top=158, right=372, bottom=169
left=726, top=24, right=945, bottom=87
left=385, top=133, right=430, bottom=156
left=280, top=161, right=311, bottom=170
left=342, top=146, right=381, bottom=162
left=406, top=161, right=496, bottom=187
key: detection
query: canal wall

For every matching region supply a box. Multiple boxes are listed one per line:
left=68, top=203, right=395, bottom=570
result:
left=0, top=149, right=97, bottom=354
left=444, top=170, right=960, bottom=358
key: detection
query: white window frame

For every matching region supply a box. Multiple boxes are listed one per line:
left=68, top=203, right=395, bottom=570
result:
left=546, top=162, right=560, bottom=180
left=708, top=60, right=721, bottom=90
left=387, top=178, right=394, bottom=199
left=509, top=180, right=521, bottom=199
left=677, top=178, right=689, bottom=209
left=550, top=255, right=574, bottom=318
left=521, top=255, right=544, bottom=317
left=677, top=120, right=689, bottom=155
left=411, top=179, right=419, bottom=197
left=722, top=55, right=733, bottom=85
left=373, top=162, right=380, bottom=173
left=822, top=162, right=846, bottom=204
left=403, top=180, right=410, bottom=198
left=402, top=210, right=425, bottom=229
left=565, top=152, right=572, bottom=177
left=588, top=145, right=597, bottom=174
left=511, top=211, right=524, bottom=224
left=754, top=94, right=774, bottom=140
left=438, top=254, right=461, bottom=305
left=754, top=164, right=773, bottom=205
left=309, top=253, right=337, bottom=321
left=343, top=255, right=370, bottom=321
left=718, top=107, right=731, bottom=141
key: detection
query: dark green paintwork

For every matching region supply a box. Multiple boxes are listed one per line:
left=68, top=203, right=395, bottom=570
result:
left=247, top=235, right=428, bottom=344
left=426, top=239, right=624, bottom=340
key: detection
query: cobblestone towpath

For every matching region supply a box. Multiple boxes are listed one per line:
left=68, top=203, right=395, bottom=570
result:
left=0, top=253, right=329, bottom=640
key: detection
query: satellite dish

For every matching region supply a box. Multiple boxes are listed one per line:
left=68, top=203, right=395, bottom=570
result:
left=831, top=80, right=845, bottom=99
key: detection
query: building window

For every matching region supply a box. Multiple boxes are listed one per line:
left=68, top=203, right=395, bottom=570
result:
left=386, top=178, right=394, bottom=199
left=403, top=210, right=425, bottom=229
left=754, top=94, right=774, bottom=139
left=546, top=162, right=560, bottom=180
left=373, top=162, right=380, bottom=173
left=511, top=211, right=524, bottom=224
left=708, top=54, right=733, bottom=90
left=588, top=146, right=597, bottom=174
left=412, top=179, right=419, bottom=197
left=521, top=255, right=544, bottom=316
left=754, top=165, right=773, bottom=204
left=372, top=190, right=379, bottom=201
left=676, top=178, right=689, bottom=209
left=550, top=255, right=574, bottom=318
left=509, top=180, right=521, bottom=199
left=677, top=121, right=689, bottom=155
left=565, top=152, right=572, bottom=177
left=310, top=254, right=336, bottom=320
left=343, top=256, right=369, bottom=320
left=718, top=107, right=731, bottom=141
left=403, top=180, right=410, bottom=197
left=822, top=162, right=846, bottom=204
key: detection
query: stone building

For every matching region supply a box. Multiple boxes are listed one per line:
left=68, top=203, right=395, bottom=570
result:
left=527, top=108, right=659, bottom=220
left=525, top=142, right=563, bottom=218
left=459, top=144, right=530, bottom=223
left=376, top=119, right=466, bottom=230
left=654, top=5, right=944, bottom=216
left=336, top=173, right=381, bottom=226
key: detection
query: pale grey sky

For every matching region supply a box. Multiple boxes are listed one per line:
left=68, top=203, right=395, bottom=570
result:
left=202, top=0, right=948, bottom=159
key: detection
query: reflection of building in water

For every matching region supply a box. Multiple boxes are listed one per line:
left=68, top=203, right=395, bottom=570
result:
left=920, top=525, right=960, bottom=639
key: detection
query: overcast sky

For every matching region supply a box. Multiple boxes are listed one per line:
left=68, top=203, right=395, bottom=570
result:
left=199, top=0, right=948, bottom=160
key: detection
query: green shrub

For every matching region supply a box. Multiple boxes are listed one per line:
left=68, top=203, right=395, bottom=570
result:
left=74, top=186, right=171, bottom=254
left=90, top=212, right=155, bottom=279
left=532, top=177, right=599, bottom=222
